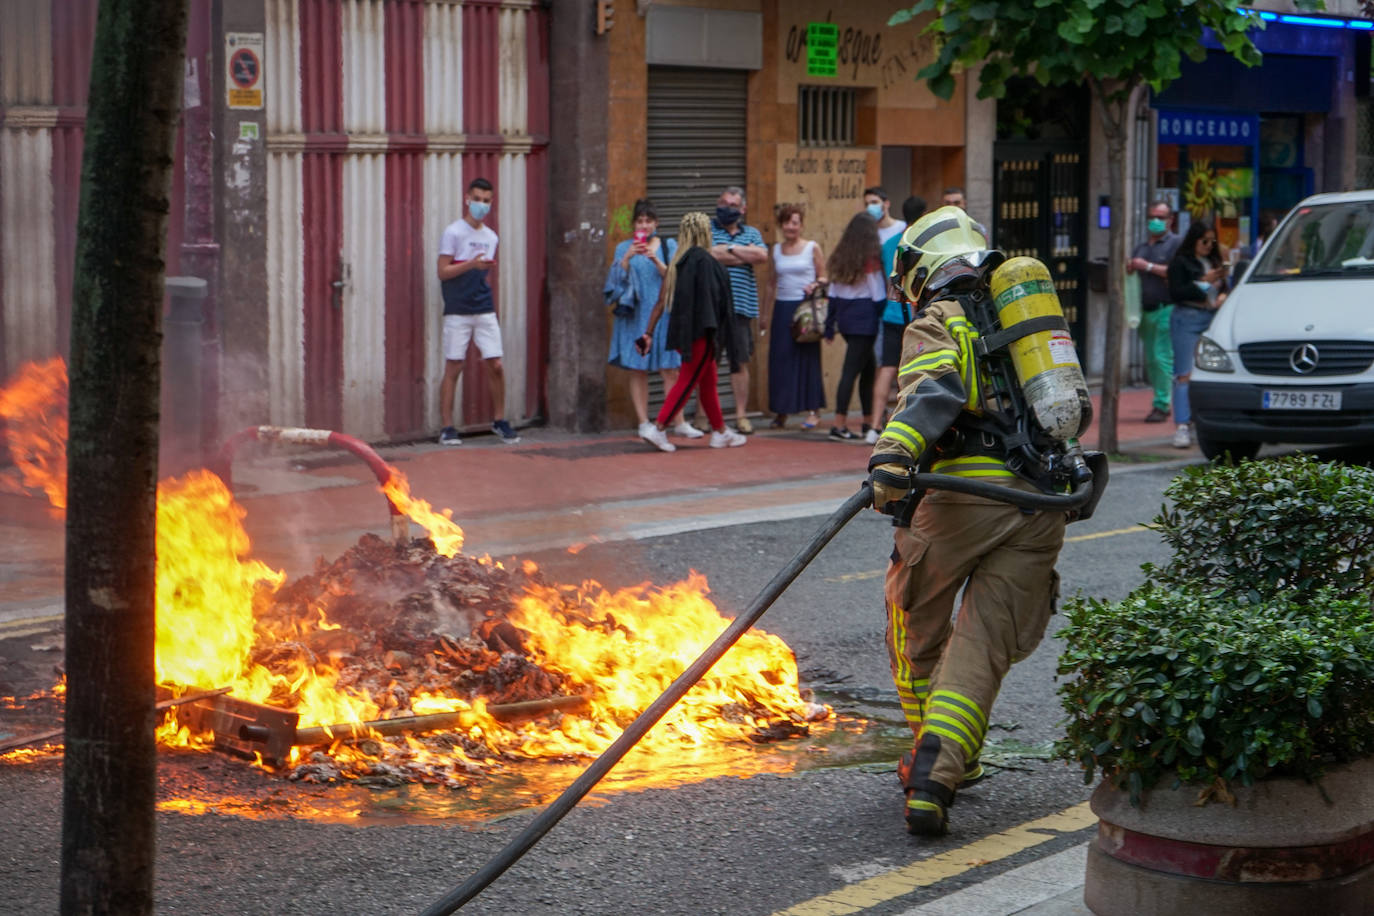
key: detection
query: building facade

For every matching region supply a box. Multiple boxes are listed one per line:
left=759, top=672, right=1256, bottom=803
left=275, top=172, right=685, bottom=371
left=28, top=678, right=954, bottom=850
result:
left=1, top=0, right=549, bottom=454
left=592, top=0, right=985, bottom=427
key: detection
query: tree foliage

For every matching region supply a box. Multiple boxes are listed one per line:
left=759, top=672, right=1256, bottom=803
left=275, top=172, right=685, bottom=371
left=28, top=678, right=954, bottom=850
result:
left=888, top=0, right=1317, bottom=453
left=891, top=0, right=1270, bottom=104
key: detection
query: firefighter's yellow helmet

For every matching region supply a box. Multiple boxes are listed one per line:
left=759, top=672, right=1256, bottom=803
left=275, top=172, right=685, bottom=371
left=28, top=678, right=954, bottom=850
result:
left=891, top=206, right=996, bottom=302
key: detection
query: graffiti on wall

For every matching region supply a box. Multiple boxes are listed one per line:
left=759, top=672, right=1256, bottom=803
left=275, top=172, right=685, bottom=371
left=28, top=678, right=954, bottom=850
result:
left=776, top=145, right=873, bottom=260
left=782, top=8, right=935, bottom=92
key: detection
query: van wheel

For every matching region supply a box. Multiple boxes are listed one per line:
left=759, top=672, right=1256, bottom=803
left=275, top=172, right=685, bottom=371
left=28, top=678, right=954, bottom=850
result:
left=1197, top=434, right=1260, bottom=462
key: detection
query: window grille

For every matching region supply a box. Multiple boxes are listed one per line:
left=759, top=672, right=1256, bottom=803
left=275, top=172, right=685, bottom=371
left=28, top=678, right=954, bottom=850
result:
left=799, top=85, right=857, bottom=147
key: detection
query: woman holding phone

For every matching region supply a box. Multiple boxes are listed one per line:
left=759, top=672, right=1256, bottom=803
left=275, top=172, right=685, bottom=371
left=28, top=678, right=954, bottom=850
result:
left=634, top=211, right=746, bottom=452
left=604, top=199, right=697, bottom=441
left=1166, top=218, right=1228, bottom=449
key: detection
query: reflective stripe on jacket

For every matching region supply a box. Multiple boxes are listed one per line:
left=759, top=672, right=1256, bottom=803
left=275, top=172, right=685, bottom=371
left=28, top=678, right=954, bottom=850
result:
left=868, top=297, right=1011, bottom=480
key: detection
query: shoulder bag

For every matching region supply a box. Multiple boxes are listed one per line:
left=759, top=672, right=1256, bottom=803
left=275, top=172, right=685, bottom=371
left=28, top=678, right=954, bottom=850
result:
left=791, top=289, right=828, bottom=343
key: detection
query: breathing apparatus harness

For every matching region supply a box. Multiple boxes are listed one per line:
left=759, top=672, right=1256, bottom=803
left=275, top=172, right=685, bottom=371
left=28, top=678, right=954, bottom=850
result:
left=873, top=208, right=1106, bottom=526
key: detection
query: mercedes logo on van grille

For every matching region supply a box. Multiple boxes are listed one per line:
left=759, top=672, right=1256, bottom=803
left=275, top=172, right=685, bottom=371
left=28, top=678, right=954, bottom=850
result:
left=1289, top=343, right=1320, bottom=375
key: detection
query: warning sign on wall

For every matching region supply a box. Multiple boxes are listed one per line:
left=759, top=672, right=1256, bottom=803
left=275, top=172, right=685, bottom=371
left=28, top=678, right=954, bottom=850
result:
left=225, top=32, right=264, bottom=110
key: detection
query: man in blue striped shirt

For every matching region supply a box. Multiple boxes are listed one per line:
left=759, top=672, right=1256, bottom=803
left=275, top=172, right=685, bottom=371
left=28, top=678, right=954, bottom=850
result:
left=710, top=186, right=769, bottom=434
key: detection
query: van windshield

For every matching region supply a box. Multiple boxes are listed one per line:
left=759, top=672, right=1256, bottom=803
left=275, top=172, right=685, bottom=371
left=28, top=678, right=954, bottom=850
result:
left=1249, top=201, right=1374, bottom=281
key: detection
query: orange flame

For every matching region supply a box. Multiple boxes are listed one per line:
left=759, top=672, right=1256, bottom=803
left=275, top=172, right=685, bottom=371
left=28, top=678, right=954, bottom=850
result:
left=381, top=467, right=464, bottom=556
left=3, top=358, right=831, bottom=787
left=0, top=357, right=68, bottom=510
left=501, top=574, right=827, bottom=759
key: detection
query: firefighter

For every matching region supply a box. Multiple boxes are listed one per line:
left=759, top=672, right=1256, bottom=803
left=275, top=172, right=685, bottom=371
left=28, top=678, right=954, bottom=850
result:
left=868, top=207, right=1070, bottom=836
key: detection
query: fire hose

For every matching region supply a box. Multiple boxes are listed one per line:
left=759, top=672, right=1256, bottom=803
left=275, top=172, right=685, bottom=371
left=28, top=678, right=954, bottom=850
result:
left=419, top=467, right=1100, bottom=914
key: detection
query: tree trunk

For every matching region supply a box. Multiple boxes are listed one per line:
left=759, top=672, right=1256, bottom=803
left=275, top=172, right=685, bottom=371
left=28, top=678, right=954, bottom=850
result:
left=1089, top=79, right=1137, bottom=456
left=61, top=1, right=188, bottom=913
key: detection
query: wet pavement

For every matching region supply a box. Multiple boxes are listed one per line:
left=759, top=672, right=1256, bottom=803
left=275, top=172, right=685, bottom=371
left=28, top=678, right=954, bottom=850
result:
left=0, top=384, right=1189, bottom=915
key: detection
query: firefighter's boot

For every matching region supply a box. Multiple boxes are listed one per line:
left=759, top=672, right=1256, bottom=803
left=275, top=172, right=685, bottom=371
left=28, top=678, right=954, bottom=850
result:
left=900, top=733, right=956, bottom=836
left=898, top=750, right=986, bottom=791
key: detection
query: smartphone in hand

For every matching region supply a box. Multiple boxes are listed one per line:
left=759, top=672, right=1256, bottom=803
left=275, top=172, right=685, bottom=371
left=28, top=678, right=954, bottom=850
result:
left=634, top=334, right=650, bottom=356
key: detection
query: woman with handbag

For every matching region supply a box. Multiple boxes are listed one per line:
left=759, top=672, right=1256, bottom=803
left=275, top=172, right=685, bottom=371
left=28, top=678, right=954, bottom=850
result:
left=604, top=199, right=698, bottom=441
left=767, top=204, right=828, bottom=430
left=823, top=212, right=886, bottom=441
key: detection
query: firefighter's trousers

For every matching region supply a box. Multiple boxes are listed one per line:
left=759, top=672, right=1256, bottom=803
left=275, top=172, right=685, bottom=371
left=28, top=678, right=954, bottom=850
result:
left=884, top=481, right=1065, bottom=792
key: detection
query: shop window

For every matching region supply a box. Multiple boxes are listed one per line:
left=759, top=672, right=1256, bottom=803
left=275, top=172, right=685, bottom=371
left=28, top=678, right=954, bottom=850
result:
left=799, top=85, right=858, bottom=147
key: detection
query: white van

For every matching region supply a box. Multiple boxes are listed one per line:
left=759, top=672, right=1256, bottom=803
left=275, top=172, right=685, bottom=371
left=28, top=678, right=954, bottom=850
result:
left=1189, top=190, right=1374, bottom=461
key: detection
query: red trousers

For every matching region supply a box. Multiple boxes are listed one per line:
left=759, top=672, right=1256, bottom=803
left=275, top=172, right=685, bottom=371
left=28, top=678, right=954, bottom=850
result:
left=656, top=335, right=724, bottom=430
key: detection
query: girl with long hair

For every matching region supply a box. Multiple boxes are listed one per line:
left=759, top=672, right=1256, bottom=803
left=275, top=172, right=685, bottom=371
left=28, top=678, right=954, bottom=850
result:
left=823, top=212, right=886, bottom=441
left=636, top=212, right=746, bottom=451
left=1166, top=218, right=1228, bottom=449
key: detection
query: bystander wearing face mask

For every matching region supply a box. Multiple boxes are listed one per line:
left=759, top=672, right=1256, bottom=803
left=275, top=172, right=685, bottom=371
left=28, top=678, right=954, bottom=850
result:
left=469, top=199, right=491, bottom=221
left=866, top=203, right=884, bottom=220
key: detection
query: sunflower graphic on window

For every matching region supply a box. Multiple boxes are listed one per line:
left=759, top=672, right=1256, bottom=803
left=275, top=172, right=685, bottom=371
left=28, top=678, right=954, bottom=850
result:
left=1183, top=159, right=1216, bottom=219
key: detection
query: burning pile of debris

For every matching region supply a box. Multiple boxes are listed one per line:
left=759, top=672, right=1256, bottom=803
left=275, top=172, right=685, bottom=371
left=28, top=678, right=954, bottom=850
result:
left=173, top=532, right=828, bottom=788
left=2, top=357, right=830, bottom=793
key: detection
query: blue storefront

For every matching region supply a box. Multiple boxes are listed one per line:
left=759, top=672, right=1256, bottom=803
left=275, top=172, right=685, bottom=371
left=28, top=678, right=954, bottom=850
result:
left=1151, top=12, right=1369, bottom=254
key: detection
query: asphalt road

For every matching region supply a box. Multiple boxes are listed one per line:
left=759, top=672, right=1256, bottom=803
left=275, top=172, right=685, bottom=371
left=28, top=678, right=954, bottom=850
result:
left=0, top=462, right=1182, bottom=915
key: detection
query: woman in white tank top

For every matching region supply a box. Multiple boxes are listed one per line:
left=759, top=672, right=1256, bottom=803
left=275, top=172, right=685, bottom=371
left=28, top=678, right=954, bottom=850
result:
left=767, top=205, right=828, bottom=429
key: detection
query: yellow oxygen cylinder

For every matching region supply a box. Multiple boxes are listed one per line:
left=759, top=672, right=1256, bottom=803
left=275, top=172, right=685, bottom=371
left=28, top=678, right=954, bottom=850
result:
left=988, top=257, right=1092, bottom=441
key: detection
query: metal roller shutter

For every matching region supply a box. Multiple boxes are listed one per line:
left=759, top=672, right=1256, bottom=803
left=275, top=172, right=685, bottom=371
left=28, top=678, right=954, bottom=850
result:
left=646, top=66, right=749, bottom=422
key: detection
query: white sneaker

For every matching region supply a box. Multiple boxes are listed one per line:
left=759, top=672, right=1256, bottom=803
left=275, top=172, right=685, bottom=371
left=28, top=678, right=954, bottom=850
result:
left=672, top=422, right=705, bottom=439
left=641, top=424, right=676, bottom=452
left=864, top=428, right=880, bottom=445
left=709, top=429, right=747, bottom=448
left=1172, top=423, right=1192, bottom=449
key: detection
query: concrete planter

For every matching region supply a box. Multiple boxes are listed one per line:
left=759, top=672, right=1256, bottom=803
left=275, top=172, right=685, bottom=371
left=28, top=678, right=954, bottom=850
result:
left=1084, top=757, right=1374, bottom=915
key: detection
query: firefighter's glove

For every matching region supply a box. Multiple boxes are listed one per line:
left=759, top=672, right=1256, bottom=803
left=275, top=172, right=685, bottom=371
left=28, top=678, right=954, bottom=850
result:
left=869, top=463, right=914, bottom=516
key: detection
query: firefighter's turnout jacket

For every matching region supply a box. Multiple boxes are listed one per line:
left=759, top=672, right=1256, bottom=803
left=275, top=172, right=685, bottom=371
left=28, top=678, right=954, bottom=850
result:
left=869, top=294, right=1066, bottom=798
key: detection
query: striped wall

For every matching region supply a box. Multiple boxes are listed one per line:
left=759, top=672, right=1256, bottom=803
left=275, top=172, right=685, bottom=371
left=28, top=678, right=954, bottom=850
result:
left=0, top=0, right=92, bottom=381
left=0, top=0, right=191, bottom=389
left=267, top=0, right=548, bottom=440
left=0, top=0, right=548, bottom=447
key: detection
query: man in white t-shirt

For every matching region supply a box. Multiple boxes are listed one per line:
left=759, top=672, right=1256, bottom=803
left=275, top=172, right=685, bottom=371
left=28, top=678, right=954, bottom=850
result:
left=436, top=177, right=520, bottom=445
left=865, top=186, right=907, bottom=246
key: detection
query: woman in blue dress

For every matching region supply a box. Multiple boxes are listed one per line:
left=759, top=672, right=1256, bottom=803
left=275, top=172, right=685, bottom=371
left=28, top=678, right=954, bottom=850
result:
left=605, top=199, right=698, bottom=440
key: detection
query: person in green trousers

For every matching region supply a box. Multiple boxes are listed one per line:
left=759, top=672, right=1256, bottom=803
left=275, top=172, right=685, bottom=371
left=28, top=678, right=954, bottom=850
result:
left=1127, top=200, right=1182, bottom=423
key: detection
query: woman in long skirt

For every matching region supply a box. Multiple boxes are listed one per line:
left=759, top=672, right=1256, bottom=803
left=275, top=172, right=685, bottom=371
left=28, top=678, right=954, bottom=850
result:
left=767, top=204, right=827, bottom=429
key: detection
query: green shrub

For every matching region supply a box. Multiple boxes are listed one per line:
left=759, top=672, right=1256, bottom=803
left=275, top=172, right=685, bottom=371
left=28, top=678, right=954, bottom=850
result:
left=1056, top=455, right=1374, bottom=802
left=1146, top=454, right=1374, bottom=603
left=1056, top=588, right=1374, bottom=802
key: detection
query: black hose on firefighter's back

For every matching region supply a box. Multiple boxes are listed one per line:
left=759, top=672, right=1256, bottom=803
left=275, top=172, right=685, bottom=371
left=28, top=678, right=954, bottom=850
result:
left=910, top=471, right=1094, bottom=511
left=418, top=472, right=1095, bottom=914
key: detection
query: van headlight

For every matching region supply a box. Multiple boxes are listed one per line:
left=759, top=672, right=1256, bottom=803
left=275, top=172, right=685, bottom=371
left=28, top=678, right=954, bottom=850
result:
left=1194, top=335, right=1234, bottom=372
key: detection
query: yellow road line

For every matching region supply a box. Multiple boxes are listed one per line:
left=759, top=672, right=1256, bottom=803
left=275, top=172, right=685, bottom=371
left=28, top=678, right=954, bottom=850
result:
left=0, top=614, right=62, bottom=637
left=823, top=526, right=1148, bottom=583
left=771, top=802, right=1096, bottom=916
left=0, top=625, right=60, bottom=641
left=1065, top=524, right=1148, bottom=543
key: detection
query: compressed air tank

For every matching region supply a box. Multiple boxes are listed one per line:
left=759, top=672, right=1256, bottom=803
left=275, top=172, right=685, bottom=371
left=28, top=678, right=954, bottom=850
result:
left=988, top=257, right=1092, bottom=441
